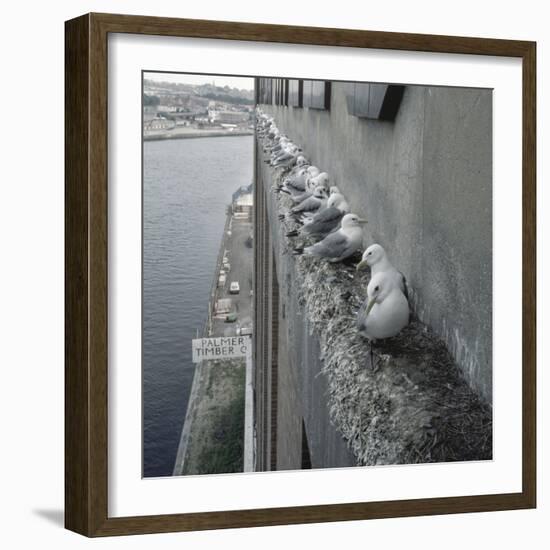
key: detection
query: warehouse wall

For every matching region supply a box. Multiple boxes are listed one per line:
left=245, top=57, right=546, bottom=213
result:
left=254, top=156, right=356, bottom=470
left=261, top=82, right=492, bottom=404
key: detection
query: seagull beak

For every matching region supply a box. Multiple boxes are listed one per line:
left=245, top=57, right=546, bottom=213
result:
left=357, top=219, right=368, bottom=224
left=356, top=260, right=369, bottom=272
left=366, top=297, right=376, bottom=316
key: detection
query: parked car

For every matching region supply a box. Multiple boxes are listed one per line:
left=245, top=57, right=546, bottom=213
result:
left=236, top=326, right=253, bottom=336
left=225, top=312, right=238, bottom=323
left=229, top=281, right=240, bottom=294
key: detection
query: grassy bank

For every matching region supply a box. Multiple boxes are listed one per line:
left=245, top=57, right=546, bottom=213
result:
left=182, top=360, right=245, bottom=475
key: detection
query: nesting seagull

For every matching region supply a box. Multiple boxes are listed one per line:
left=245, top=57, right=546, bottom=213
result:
left=279, top=166, right=312, bottom=196
left=306, top=172, right=330, bottom=193
left=283, top=165, right=320, bottom=192
left=356, top=271, right=409, bottom=341
left=281, top=186, right=328, bottom=221
left=356, top=243, right=407, bottom=297
left=286, top=192, right=350, bottom=240
left=293, top=213, right=367, bottom=262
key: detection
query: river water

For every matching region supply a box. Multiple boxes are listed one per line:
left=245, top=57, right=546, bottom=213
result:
left=143, top=136, right=253, bottom=477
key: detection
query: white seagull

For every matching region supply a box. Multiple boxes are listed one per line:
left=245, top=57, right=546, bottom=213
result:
left=287, top=185, right=328, bottom=217
left=356, top=271, right=409, bottom=341
left=293, top=213, right=367, bottom=262
left=286, top=192, right=350, bottom=239
left=356, top=243, right=407, bottom=296
left=306, top=172, right=330, bottom=193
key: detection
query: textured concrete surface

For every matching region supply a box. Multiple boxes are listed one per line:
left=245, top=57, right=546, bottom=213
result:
left=262, top=83, right=492, bottom=403
left=257, top=160, right=491, bottom=467
left=263, top=163, right=357, bottom=469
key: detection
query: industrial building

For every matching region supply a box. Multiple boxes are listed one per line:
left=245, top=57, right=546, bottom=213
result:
left=252, top=78, right=493, bottom=471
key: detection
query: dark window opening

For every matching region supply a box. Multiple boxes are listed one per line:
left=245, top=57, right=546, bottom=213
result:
left=346, top=82, right=405, bottom=121
left=301, top=420, right=312, bottom=469
left=303, top=80, right=331, bottom=110
left=288, top=79, right=303, bottom=108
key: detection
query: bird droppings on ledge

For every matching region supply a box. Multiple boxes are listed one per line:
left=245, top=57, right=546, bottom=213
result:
left=264, top=159, right=492, bottom=466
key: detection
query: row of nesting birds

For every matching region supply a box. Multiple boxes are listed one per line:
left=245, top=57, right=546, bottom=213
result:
left=256, top=109, right=410, bottom=344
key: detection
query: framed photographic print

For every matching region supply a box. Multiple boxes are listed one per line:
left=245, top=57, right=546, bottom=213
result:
left=65, top=13, right=536, bottom=537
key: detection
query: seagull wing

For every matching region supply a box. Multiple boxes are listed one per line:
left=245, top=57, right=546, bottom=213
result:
left=399, top=271, right=409, bottom=300
left=303, top=207, right=343, bottom=234
left=292, top=196, right=320, bottom=213
left=356, top=300, right=368, bottom=332
left=310, top=230, right=350, bottom=258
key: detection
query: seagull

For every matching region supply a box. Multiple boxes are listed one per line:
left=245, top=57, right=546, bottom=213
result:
left=284, top=186, right=328, bottom=219
left=295, top=154, right=309, bottom=167
left=287, top=185, right=314, bottom=204
left=293, top=213, right=367, bottom=262
left=306, top=172, right=330, bottom=193
left=279, top=166, right=314, bottom=195
left=356, top=243, right=407, bottom=296
left=286, top=192, right=350, bottom=239
left=356, top=271, right=409, bottom=341
left=287, top=170, right=330, bottom=204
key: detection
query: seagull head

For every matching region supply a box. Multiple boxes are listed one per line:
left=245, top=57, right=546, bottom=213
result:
left=313, top=172, right=330, bottom=188
left=341, top=213, right=368, bottom=229
left=327, top=193, right=345, bottom=208
left=307, top=165, right=320, bottom=177
left=356, top=243, right=386, bottom=272
left=313, top=186, right=328, bottom=199
left=365, top=272, right=391, bottom=314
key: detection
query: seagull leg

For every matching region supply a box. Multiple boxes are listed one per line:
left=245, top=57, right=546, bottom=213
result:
left=370, top=340, right=381, bottom=372
left=369, top=339, right=374, bottom=369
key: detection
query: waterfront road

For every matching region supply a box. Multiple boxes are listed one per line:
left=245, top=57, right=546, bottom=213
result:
left=211, top=215, right=254, bottom=337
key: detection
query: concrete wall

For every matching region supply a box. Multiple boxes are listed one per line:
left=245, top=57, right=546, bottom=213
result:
left=256, top=157, right=356, bottom=470
left=262, top=82, right=492, bottom=403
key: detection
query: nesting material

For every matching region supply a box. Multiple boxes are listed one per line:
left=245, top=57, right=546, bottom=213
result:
left=265, top=158, right=492, bottom=466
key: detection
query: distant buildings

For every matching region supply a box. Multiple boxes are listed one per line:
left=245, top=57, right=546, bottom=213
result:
left=209, top=109, right=251, bottom=125
left=143, top=81, right=253, bottom=135
left=144, top=118, right=175, bottom=131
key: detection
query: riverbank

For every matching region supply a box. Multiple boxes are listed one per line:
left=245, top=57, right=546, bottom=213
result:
left=173, top=207, right=254, bottom=475
left=144, top=128, right=253, bottom=141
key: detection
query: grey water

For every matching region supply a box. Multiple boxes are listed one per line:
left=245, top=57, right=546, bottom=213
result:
left=143, top=136, right=253, bottom=477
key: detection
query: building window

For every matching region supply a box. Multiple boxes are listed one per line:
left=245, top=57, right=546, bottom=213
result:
left=288, top=79, right=303, bottom=108
left=303, top=80, right=331, bottom=110
left=258, top=78, right=273, bottom=105
left=346, top=82, right=405, bottom=121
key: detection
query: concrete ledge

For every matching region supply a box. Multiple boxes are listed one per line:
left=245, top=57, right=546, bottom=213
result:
left=260, top=157, right=492, bottom=466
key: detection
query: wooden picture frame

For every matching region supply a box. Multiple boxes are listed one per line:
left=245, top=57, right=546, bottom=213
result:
left=65, top=12, right=536, bottom=537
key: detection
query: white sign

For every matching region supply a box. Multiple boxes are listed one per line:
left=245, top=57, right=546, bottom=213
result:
left=191, top=336, right=251, bottom=363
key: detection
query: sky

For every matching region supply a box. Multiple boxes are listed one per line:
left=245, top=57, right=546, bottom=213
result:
left=144, top=72, right=255, bottom=91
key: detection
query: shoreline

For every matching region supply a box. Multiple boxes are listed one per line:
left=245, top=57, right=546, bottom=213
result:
left=172, top=202, right=254, bottom=476
left=173, top=209, right=234, bottom=476
left=144, top=130, right=253, bottom=142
